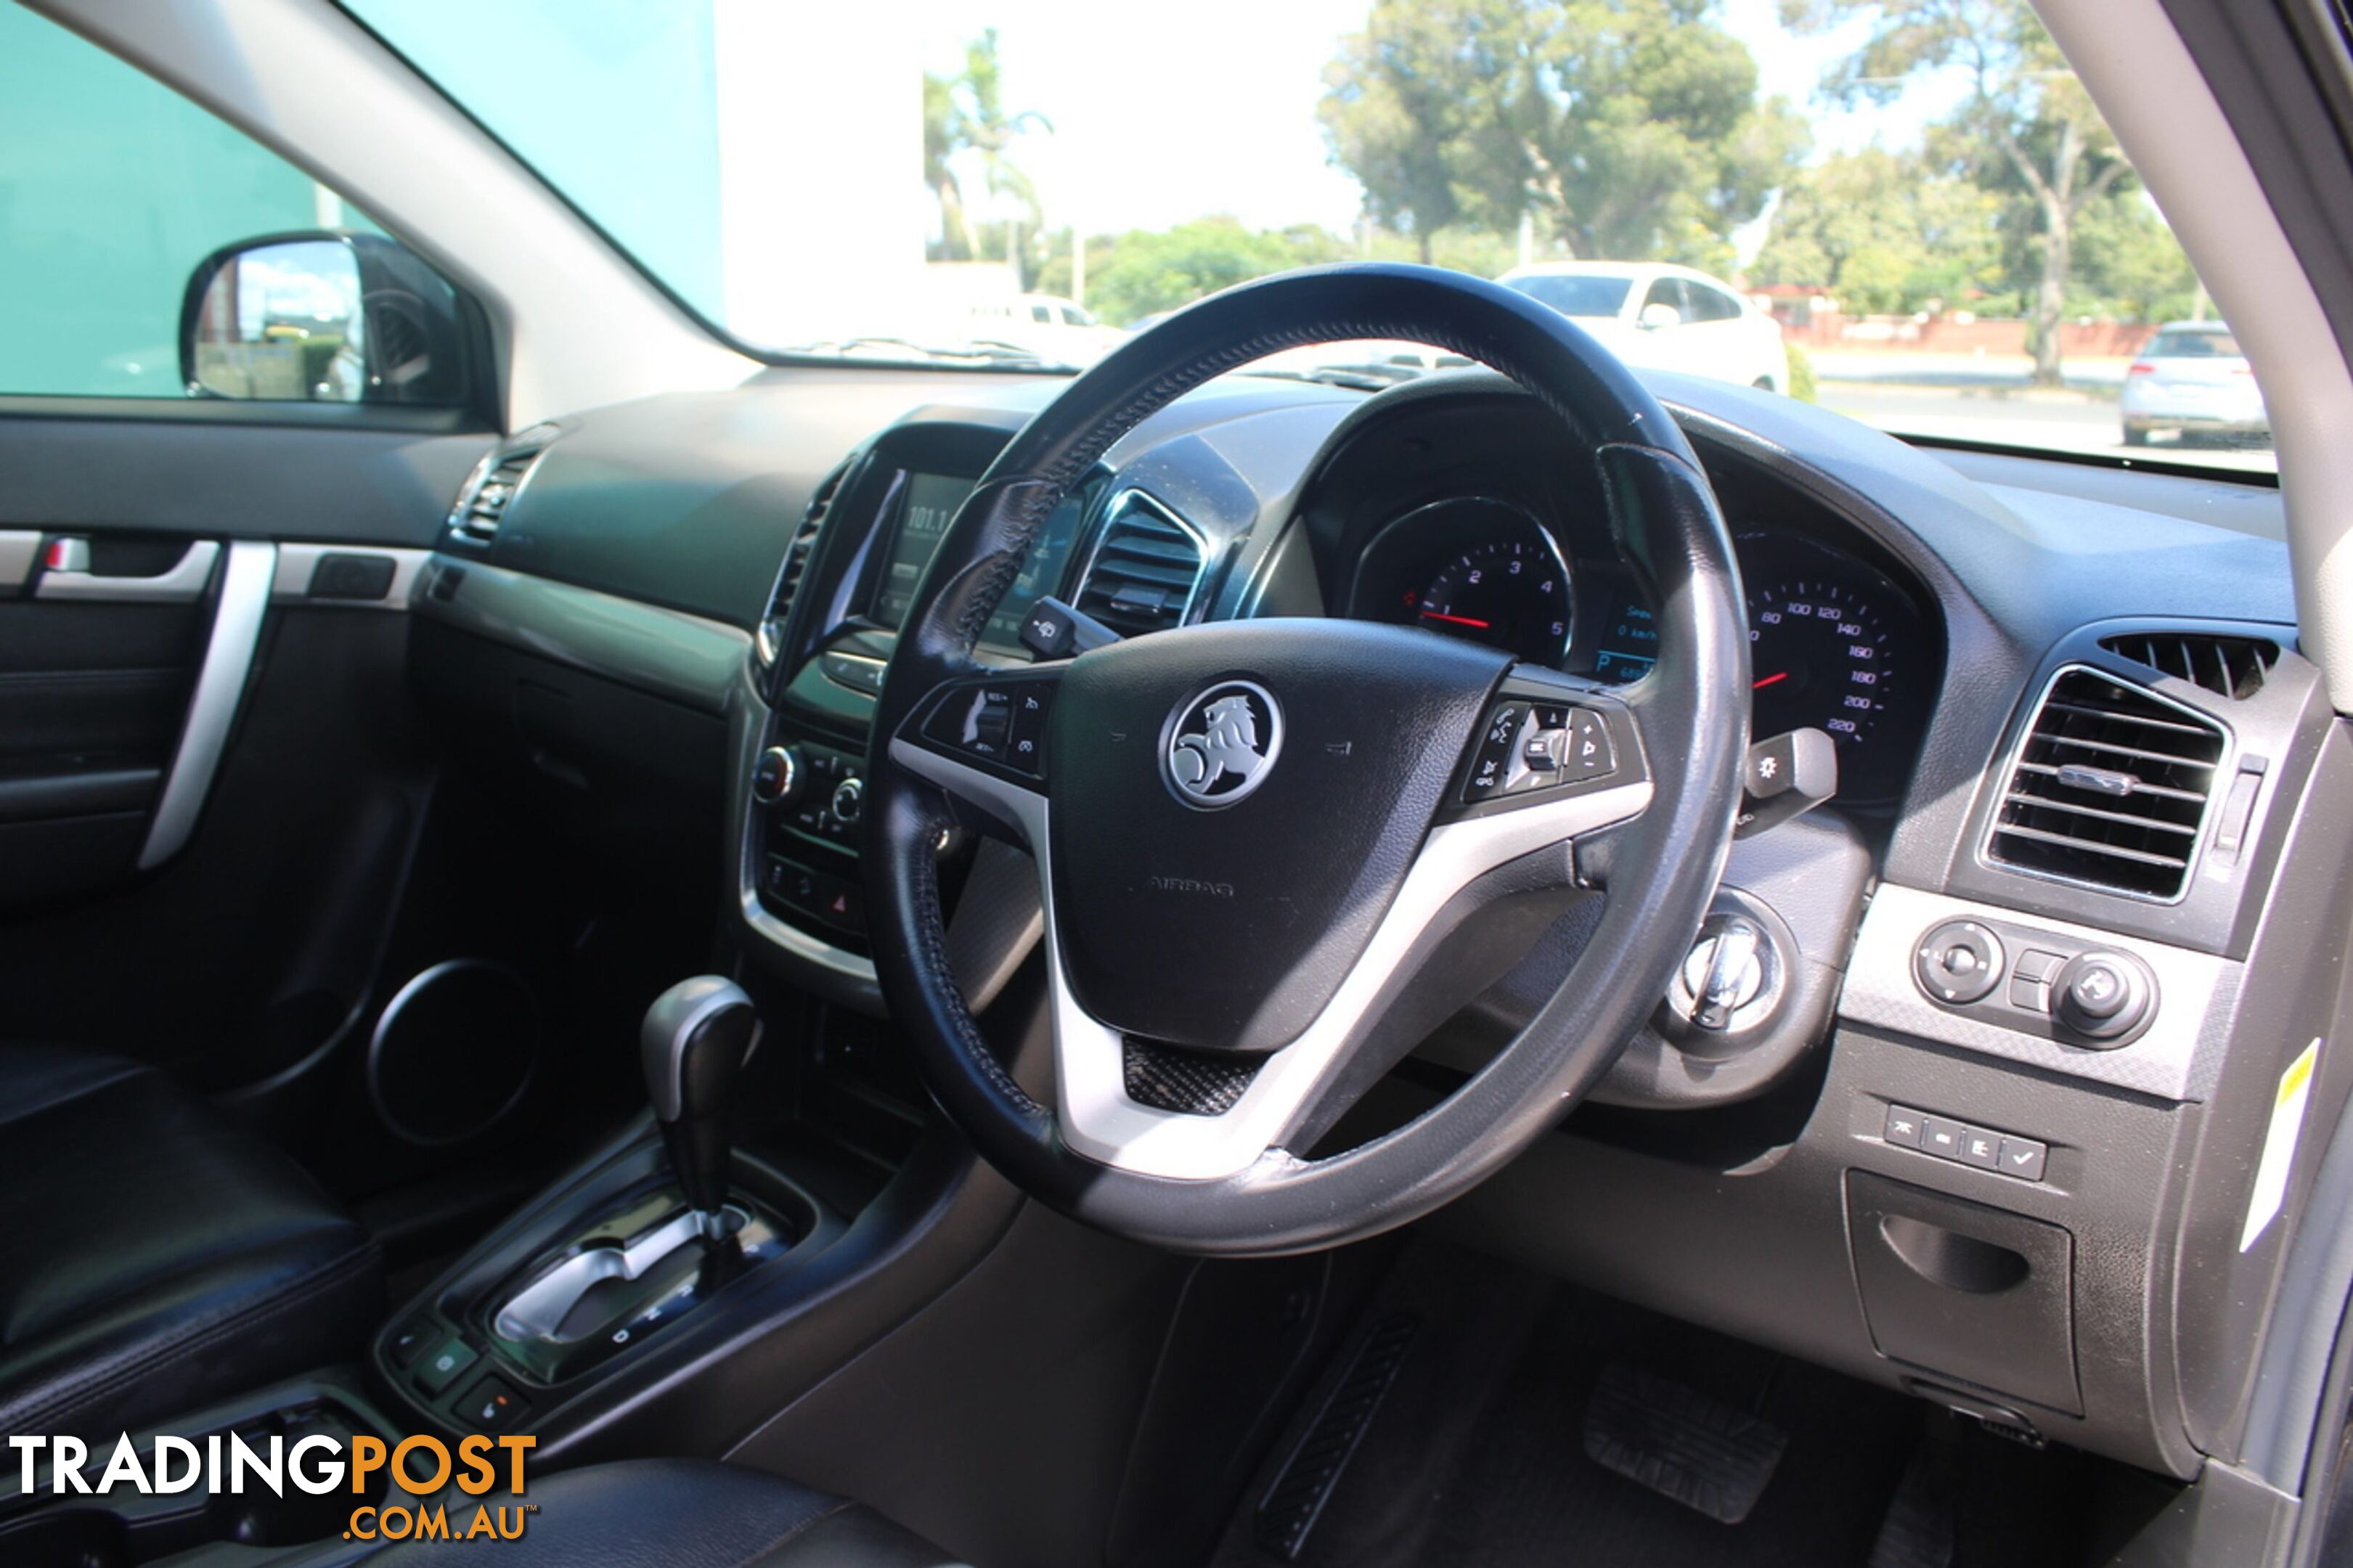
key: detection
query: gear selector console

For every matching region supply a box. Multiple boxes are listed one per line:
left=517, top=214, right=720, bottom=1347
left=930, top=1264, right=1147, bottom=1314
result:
left=368, top=975, right=844, bottom=1441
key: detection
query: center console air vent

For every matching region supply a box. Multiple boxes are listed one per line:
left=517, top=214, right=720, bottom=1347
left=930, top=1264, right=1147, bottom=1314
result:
left=2099, top=631, right=2279, bottom=699
left=757, top=455, right=857, bottom=671
left=446, top=425, right=560, bottom=544
left=1987, top=667, right=2225, bottom=901
left=1074, top=491, right=1206, bottom=637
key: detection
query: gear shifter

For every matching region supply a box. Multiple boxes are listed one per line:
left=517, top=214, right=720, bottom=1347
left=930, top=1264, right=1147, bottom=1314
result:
left=640, top=976, right=760, bottom=1238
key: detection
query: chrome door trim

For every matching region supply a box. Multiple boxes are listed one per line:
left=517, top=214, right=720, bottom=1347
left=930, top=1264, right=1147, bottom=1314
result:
left=36, top=539, right=221, bottom=603
left=139, top=540, right=277, bottom=869
left=0, top=531, right=40, bottom=589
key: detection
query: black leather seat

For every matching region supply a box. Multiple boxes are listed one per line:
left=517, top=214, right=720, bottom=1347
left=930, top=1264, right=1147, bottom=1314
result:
left=299, top=1460, right=963, bottom=1567
left=0, top=1046, right=381, bottom=1439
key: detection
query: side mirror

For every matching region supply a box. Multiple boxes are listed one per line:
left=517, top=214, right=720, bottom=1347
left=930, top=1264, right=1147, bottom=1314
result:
left=180, top=232, right=476, bottom=405
left=1638, top=302, right=1683, bottom=331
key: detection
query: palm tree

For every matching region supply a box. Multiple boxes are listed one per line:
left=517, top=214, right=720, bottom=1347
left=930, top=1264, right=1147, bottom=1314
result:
left=924, top=31, right=1051, bottom=269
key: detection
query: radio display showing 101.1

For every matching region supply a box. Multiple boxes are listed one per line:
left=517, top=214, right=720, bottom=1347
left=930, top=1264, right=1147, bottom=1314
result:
left=868, top=472, right=1085, bottom=653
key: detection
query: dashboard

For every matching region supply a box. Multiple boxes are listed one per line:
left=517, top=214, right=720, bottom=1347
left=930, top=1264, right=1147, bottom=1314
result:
left=404, top=356, right=2339, bottom=1487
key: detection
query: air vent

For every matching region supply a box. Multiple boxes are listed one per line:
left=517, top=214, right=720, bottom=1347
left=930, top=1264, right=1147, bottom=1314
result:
left=2099, top=631, right=2279, bottom=700
left=757, top=455, right=857, bottom=671
left=1987, top=667, right=2226, bottom=901
left=1074, top=492, right=1205, bottom=637
left=446, top=428, right=558, bottom=544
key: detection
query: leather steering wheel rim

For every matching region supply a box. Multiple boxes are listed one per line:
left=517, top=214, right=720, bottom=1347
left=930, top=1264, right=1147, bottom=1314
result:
left=866, top=263, right=1748, bottom=1257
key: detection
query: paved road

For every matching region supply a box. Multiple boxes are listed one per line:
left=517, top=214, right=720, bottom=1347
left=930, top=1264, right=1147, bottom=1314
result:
left=1809, top=351, right=2131, bottom=390
left=1818, top=383, right=2276, bottom=475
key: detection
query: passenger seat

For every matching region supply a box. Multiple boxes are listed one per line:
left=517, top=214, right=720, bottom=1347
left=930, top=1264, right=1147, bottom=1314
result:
left=0, top=1046, right=381, bottom=1439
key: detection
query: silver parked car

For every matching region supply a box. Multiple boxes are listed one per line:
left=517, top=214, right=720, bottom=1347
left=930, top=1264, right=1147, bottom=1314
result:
left=2121, top=321, right=2270, bottom=446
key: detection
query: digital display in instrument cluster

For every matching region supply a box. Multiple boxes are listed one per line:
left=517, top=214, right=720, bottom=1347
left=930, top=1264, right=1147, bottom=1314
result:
left=1588, top=595, right=1659, bottom=682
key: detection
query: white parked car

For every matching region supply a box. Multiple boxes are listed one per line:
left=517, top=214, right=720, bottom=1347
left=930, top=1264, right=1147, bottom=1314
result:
left=1498, top=262, right=1789, bottom=392
left=965, top=293, right=1127, bottom=366
left=2121, top=321, right=2270, bottom=446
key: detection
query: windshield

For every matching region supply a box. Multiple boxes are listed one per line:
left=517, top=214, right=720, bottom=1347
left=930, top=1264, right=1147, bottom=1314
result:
left=1501, top=275, right=1636, bottom=319
left=342, top=0, right=2272, bottom=476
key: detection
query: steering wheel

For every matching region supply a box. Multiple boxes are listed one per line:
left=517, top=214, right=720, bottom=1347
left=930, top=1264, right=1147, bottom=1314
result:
left=866, top=264, right=1747, bottom=1256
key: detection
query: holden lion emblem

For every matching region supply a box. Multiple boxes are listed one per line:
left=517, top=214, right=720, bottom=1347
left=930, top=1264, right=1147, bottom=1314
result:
left=1163, top=681, right=1282, bottom=809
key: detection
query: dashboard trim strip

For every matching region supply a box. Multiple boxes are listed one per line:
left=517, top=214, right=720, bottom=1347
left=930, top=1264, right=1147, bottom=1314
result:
left=415, top=554, right=751, bottom=716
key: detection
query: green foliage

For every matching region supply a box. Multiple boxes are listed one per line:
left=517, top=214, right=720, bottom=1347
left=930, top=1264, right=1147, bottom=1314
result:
left=1751, top=147, right=2001, bottom=314
left=2066, top=191, right=2200, bottom=322
left=1319, top=0, right=1806, bottom=264
left=1785, top=0, right=2150, bottom=380
left=1040, top=218, right=1351, bottom=326
left=1318, top=2, right=1470, bottom=261
left=1786, top=341, right=1817, bottom=403
left=1361, top=226, right=1524, bottom=278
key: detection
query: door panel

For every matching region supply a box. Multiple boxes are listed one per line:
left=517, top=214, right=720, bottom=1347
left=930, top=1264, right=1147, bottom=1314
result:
left=0, top=416, right=487, bottom=1080
left=0, top=544, right=205, bottom=902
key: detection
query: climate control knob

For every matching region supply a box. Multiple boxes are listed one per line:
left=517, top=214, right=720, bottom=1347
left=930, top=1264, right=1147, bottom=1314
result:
left=751, top=745, right=802, bottom=807
left=2052, top=951, right=2155, bottom=1044
left=830, top=776, right=865, bottom=826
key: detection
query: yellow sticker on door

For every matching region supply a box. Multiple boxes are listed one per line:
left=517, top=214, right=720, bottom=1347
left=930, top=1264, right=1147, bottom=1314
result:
left=2240, top=1038, right=2321, bottom=1253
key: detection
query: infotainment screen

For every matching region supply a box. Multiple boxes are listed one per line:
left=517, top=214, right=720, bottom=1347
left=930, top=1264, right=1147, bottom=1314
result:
left=868, top=473, right=971, bottom=629
left=868, top=472, right=1086, bottom=653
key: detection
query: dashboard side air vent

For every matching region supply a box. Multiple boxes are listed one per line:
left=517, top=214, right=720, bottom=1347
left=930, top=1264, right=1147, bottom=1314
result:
left=1074, top=491, right=1206, bottom=637
left=1986, top=666, right=2226, bottom=901
left=2098, top=630, right=2279, bottom=700
left=757, top=455, right=858, bottom=671
left=446, top=425, right=560, bottom=544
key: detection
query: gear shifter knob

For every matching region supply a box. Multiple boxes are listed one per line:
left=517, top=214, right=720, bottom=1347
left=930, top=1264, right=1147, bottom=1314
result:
left=640, top=976, right=759, bottom=1233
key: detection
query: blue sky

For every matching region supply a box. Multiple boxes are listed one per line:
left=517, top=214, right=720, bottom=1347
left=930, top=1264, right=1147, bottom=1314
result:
left=918, top=0, right=1972, bottom=240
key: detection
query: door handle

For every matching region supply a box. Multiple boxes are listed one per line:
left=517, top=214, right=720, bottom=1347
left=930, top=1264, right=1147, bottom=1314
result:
left=36, top=538, right=222, bottom=603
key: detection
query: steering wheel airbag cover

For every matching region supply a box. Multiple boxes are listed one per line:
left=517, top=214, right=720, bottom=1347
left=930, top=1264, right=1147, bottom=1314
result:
left=1048, top=618, right=1509, bottom=1053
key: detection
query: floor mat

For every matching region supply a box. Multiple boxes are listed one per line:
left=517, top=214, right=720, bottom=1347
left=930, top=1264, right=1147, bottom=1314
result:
left=1205, top=1238, right=2099, bottom=1568
left=1582, top=1361, right=1788, bottom=1524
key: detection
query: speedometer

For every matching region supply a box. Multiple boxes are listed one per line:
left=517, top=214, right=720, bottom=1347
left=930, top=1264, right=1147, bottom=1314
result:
left=1746, top=576, right=1899, bottom=789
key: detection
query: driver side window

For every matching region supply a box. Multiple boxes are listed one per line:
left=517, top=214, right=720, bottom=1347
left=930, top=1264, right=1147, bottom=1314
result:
left=0, top=6, right=373, bottom=399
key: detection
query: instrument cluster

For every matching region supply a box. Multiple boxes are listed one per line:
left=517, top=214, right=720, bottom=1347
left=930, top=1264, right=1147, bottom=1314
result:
left=1351, top=494, right=1937, bottom=805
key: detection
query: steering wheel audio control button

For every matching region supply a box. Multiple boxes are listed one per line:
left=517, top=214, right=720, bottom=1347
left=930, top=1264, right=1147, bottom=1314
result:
left=1559, top=709, right=1616, bottom=783
left=1915, top=919, right=2004, bottom=1005
left=1461, top=700, right=1623, bottom=804
left=1460, top=701, right=1529, bottom=801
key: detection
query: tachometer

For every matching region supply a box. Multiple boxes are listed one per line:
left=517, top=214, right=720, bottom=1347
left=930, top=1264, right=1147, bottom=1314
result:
left=1414, top=531, right=1573, bottom=664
